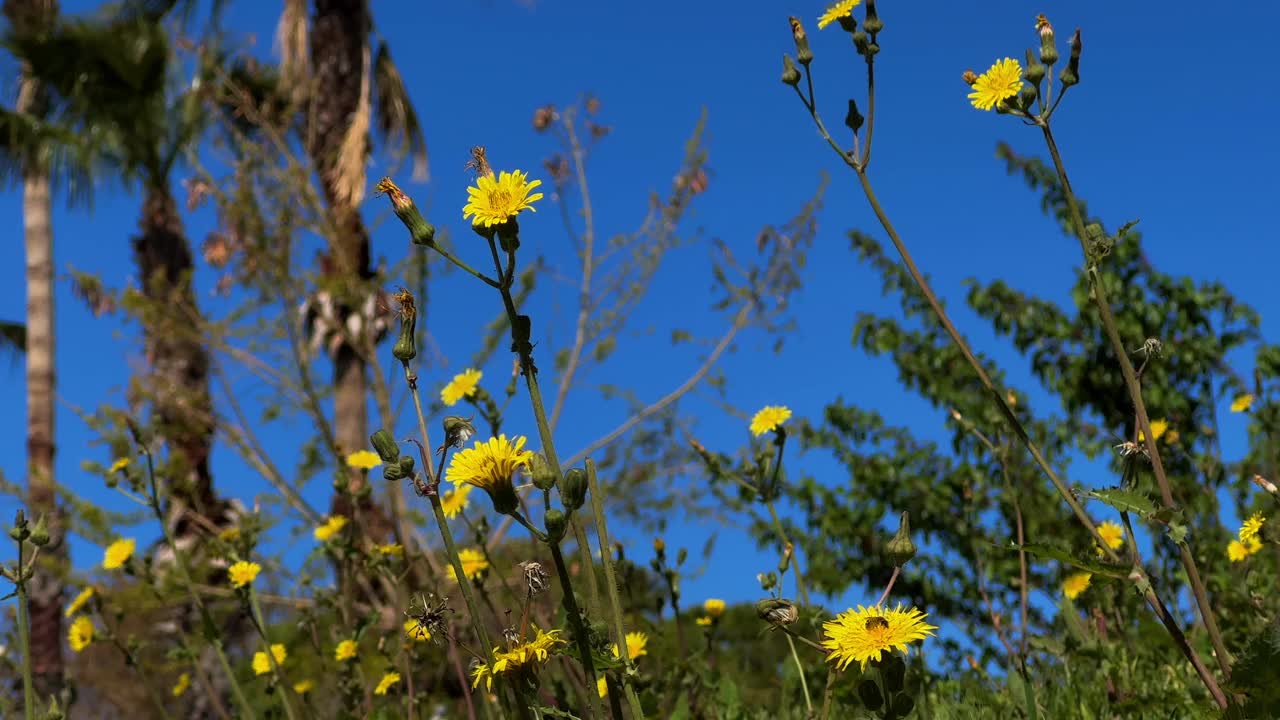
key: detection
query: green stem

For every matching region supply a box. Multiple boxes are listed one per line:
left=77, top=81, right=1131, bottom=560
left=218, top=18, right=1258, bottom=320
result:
left=431, top=492, right=496, bottom=664
left=587, top=460, right=647, bottom=719
left=15, top=540, right=35, bottom=720
left=549, top=541, right=606, bottom=720
left=786, top=633, right=813, bottom=715
left=762, top=433, right=809, bottom=607
left=570, top=517, right=603, bottom=618
left=248, top=590, right=300, bottom=720
left=818, top=666, right=838, bottom=720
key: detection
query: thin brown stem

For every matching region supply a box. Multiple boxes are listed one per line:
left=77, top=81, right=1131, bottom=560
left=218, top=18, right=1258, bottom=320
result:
left=875, top=566, right=900, bottom=607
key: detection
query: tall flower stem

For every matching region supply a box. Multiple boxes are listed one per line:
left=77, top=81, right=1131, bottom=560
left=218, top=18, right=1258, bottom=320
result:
left=248, top=590, right=300, bottom=720
left=786, top=633, right=813, bottom=714
left=763, top=433, right=810, bottom=607
left=548, top=540, right=607, bottom=719
left=1037, top=121, right=1232, bottom=682
left=15, top=538, right=35, bottom=720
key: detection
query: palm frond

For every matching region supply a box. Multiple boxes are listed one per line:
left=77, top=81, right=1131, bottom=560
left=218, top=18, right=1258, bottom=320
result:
left=274, top=0, right=308, bottom=91
left=372, top=41, right=428, bottom=182
left=0, top=105, right=115, bottom=207
left=0, top=320, right=26, bottom=363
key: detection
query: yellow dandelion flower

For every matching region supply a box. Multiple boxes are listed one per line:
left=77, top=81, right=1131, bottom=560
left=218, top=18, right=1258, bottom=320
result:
left=217, top=526, right=241, bottom=543
left=968, top=58, right=1024, bottom=111
left=228, top=561, right=262, bottom=589
left=108, top=457, right=130, bottom=474
left=404, top=619, right=431, bottom=643
left=463, top=170, right=544, bottom=228
left=441, top=484, right=473, bottom=518
left=1138, top=419, right=1169, bottom=443
left=817, top=0, right=861, bottom=30
left=1240, top=512, right=1267, bottom=543
left=597, top=675, right=609, bottom=698
left=1229, top=538, right=1263, bottom=562
left=374, top=671, right=401, bottom=696
left=313, top=515, right=348, bottom=542
left=1231, top=394, right=1255, bottom=413
left=471, top=628, right=566, bottom=690
left=335, top=639, right=358, bottom=662
left=293, top=679, right=314, bottom=695
left=611, top=631, right=648, bottom=660
left=377, top=543, right=404, bottom=557
left=442, top=369, right=483, bottom=406
left=172, top=672, right=191, bottom=698
left=447, top=548, right=491, bottom=583
left=703, top=598, right=727, bottom=618
left=1096, top=521, right=1125, bottom=551
left=821, top=604, right=938, bottom=671
left=345, top=449, right=382, bottom=470
left=749, top=406, right=792, bottom=437
left=103, top=538, right=136, bottom=570
left=695, top=616, right=713, bottom=626
left=68, top=615, right=94, bottom=652
left=446, top=435, right=533, bottom=514
left=1062, top=572, right=1092, bottom=600
left=65, top=587, right=95, bottom=618
left=252, top=644, right=287, bottom=675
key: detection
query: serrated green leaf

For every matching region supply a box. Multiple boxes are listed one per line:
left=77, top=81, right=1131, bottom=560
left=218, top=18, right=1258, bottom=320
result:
left=1088, top=488, right=1158, bottom=518
left=1012, top=542, right=1130, bottom=578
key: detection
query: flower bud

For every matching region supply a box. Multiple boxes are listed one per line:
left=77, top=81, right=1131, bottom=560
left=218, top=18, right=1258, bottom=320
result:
left=891, top=694, right=915, bottom=716
left=529, top=453, right=558, bottom=491
left=1017, top=82, right=1038, bottom=110
left=397, top=455, right=415, bottom=477
left=844, top=99, right=865, bottom=133
left=676, top=547, right=688, bottom=566
left=1023, top=49, right=1046, bottom=86
left=497, top=218, right=521, bottom=253
left=788, top=17, right=812, bottom=66
left=781, top=55, right=801, bottom=87
left=863, top=0, right=883, bottom=35
left=857, top=679, right=883, bottom=710
left=758, top=571, right=778, bottom=591
left=370, top=429, right=401, bottom=463
left=442, top=416, right=477, bottom=450
left=392, top=289, right=418, bottom=364
left=561, top=468, right=588, bottom=511
left=755, top=598, right=798, bottom=627
left=1036, top=14, right=1058, bottom=66
left=28, top=515, right=49, bottom=547
left=544, top=509, right=568, bottom=543
left=382, top=463, right=406, bottom=482
left=653, top=537, right=665, bottom=555
left=852, top=31, right=869, bottom=55
left=9, top=510, right=28, bottom=542
left=886, top=511, right=917, bottom=567
left=375, top=178, right=435, bottom=246
left=882, top=655, right=906, bottom=692
left=1059, top=29, right=1081, bottom=87
left=962, top=69, right=979, bottom=86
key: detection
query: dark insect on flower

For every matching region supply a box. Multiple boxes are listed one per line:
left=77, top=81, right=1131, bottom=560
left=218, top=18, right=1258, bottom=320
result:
left=865, top=616, right=890, bottom=631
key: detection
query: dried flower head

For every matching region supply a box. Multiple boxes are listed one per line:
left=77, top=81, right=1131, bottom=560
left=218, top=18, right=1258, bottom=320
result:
left=518, top=560, right=551, bottom=597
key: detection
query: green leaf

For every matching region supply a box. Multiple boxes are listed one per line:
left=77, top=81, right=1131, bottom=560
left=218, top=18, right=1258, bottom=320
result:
left=1088, top=488, right=1158, bottom=518
left=1011, top=542, right=1129, bottom=578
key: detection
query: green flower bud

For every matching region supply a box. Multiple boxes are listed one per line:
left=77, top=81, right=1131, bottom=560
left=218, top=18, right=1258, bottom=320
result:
left=781, top=55, right=802, bottom=87
left=544, top=509, right=568, bottom=544
left=1024, top=49, right=1046, bottom=86
left=561, top=468, right=588, bottom=511
left=28, top=515, right=49, bottom=547
left=1059, top=29, right=1081, bottom=88
left=398, top=455, right=415, bottom=477
left=9, top=510, right=28, bottom=542
left=863, top=0, right=883, bottom=35
left=375, top=178, right=436, bottom=247
left=755, top=598, right=798, bottom=627
left=442, top=415, right=477, bottom=450
left=1017, top=82, right=1039, bottom=110
left=886, top=511, right=917, bottom=567
left=852, top=31, right=869, bottom=54
left=857, top=679, right=884, bottom=710
left=891, top=693, right=915, bottom=715
left=529, top=452, right=558, bottom=491
left=370, top=429, right=401, bottom=463
left=788, top=17, right=812, bottom=66
left=43, top=698, right=65, bottom=720
left=676, top=547, right=688, bottom=565
left=882, top=655, right=906, bottom=693
left=392, top=289, right=417, bottom=364
left=382, top=463, right=406, bottom=482
left=844, top=99, right=865, bottom=133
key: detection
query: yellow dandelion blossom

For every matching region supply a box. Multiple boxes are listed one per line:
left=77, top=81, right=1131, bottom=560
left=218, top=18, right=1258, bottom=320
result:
left=217, top=526, right=241, bottom=543
left=1229, top=538, right=1263, bottom=562
left=68, top=615, right=94, bottom=652
left=374, top=671, right=401, bottom=696
left=103, top=538, right=136, bottom=570
left=821, top=604, right=938, bottom=671
left=293, top=679, right=314, bottom=695
left=1138, top=419, right=1169, bottom=443
left=611, top=631, right=648, bottom=660
left=446, top=435, right=533, bottom=514
left=703, top=598, right=727, bottom=618
left=404, top=619, right=431, bottom=643
left=313, top=516, right=348, bottom=542
left=471, top=628, right=566, bottom=690
left=228, top=561, right=262, bottom=589
left=1231, top=394, right=1255, bottom=413
left=442, top=369, right=483, bottom=407
left=817, top=0, right=861, bottom=30
left=1096, top=521, right=1125, bottom=551
left=108, top=457, right=130, bottom=474
left=749, top=406, right=792, bottom=437
left=335, top=639, right=358, bottom=662
left=252, top=644, right=287, bottom=675
left=463, top=170, right=544, bottom=228
left=377, top=543, right=404, bottom=557
left=345, top=449, right=382, bottom=470
left=695, top=616, right=713, bottom=626
left=447, top=548, right=491, bottom=583
left=441, top=484, right=473, bottom=518
left=172, top=672, right=191, bottom=697
left=597, top=675, right=609, bottom=698
left=1062, top=572, right=1092, bottom=600
left=968, top=58, right=1024, bottom=111
left=1240, top=512, right=1267, bottom=543
left=65, top=587, right=95, bottom=618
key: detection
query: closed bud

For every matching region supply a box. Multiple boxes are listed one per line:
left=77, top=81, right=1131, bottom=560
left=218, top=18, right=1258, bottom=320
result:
left=882, top=655, right=906, bottom=692
left=1036, top=14, right=1058, bottom=66
left=758, top=571, right=778, bottom=591
left=9, top=510, right=28, bottom=542
left=781, top=55, right=802, bottom=87
left=788, top=17, right=812, bottom=66
left=29, top=515, right=49, bottom=547
left=392, top=289, right=417, bottom=364
left=375, top=178, right=436, bottom=246
left=676, top=547, right=688, bottom=566
left=653, top=537, right=665, bottom=555
left=852, top=31, right=869, bottom=55
left=1060, top=29, right=1082, bottom=87
left=529, top=453, right=558, bottom=491
left=561, top=468, right=588, bottom=511
left=442, top=416, right=477, bottom=450
left=370, top=429, right=401, bottom=463
left=886, top=511, right=917, bottom=567
left=398, top=456, right=415, bottom=477
left=891, top=693, right=915, bottom=715
left=844, top=99, right=865, bottom=133
left=756, top=598, right=798, bottom=626
left=544, top=509, right=568, bottom=543
left=382, top=463, right=406, bottom=482
left=1018, top=82, right=1039, bottom=110
left=962, top=69, right=979, bottom=86
left=863, top=0, right=883, bottom=35
left=1024, top=49, right=1046, bottom=85
left=857, top=679, right=884, bottom=710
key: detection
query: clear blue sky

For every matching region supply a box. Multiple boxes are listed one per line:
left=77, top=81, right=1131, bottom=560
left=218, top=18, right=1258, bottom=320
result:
left=2, top=0, right=1279, bottom=641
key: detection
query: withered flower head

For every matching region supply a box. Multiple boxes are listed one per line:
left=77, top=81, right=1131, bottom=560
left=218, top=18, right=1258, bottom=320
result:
left=465, top=146, right=493, bottom=178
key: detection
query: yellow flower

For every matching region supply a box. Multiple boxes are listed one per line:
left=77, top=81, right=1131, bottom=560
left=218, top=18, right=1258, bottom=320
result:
left=108, top=457, right=130, bottom=474
left=293, top=679, right=314, bottom=695
left=68, top=615, right=94, bottom=652
left=217, top=526, right=241, bottom=543
left=703, top=598, right=727, bottom=618
left=821, top=604, right=938, bottom=671
left=442, top=369, right=483, bottom=406
left=377, top=543, right=404, bottom=557
left=103, top=538, right=136, bottom=570
left=1229, top=538, right=1263, bottom=562
left=817, top=0, right=861, bottom=30
left=447, top=548, right=491, bottom=583
left=1096, top=521, right=1125, bottom=551
left=1062, top=572, right=1092, bottom=600
left=172, top=672, right=191, bottom=698
left=441, top=484, right=473, bottom=518
left=1231, top=394, right=1255, bottom=413
left=252, top=644, right=287, bottom=675
left=749, top=406, right=792, bottom=437
left=446, top=435, right=533, bottom=514
left=463, top=170, right=544, bottom=228
left=968, top=58, right=1024, bottom=111
left=374, top=671, right=401, bottom=696
left=695, top=616, right=713, bottom=626
left=404, top=619, right=431, bottom=643
left=228, top=561, right=262, bottom=589
left=346, top=449, right=382, bottom=470
left=1240, top=512, right=1267, bottom=543
left=313, top=515, right=349, bottom=542
left=1138, top=419, right=1168, bottom=443
left=335, top=639, right=358, bottom=662
left=597, top=675, right=609, bottom=698
left=65, top=587, right=95, bottom=618
left=470, top=628, right=567, bottom=690
left=611, top=631, right=648, bottom=660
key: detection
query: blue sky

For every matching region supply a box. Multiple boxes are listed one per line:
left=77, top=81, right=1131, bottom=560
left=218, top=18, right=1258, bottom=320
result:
left=2, top=0, right=1279, bottom=657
